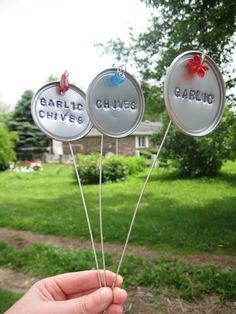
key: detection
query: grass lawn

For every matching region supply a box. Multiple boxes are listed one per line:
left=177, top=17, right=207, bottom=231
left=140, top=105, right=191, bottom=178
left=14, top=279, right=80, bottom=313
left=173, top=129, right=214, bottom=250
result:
left=1, top=240, right=235, bottom=312
left=0, top=287, right=22, bottom=313
left=0, top=160, right=235, bottom=254
left=0, top=241, right=235, bottom=302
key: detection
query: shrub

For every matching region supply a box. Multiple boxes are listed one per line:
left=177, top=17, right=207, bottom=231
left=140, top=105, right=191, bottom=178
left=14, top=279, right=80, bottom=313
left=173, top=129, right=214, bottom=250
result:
left=0, top=123, right=18, bottom=171
left=76, top=154, right=146, bottom=184
left=151, top=107, right=236, bottom=177
left=76, top=153, right=100, bottom=184
left=139, top=150, right=152, bottom=159
left=103, top=156, right=128, bottom=182
left=124, top=156, right=146, bottom=175
left=150, top=148, right=158, bottom=155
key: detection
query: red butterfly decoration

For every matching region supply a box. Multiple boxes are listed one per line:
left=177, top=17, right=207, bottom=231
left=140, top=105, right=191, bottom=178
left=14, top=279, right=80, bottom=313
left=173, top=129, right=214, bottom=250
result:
left=57, top=71, right=69, bottom=94
left=187, top=54, right=209, bottom=78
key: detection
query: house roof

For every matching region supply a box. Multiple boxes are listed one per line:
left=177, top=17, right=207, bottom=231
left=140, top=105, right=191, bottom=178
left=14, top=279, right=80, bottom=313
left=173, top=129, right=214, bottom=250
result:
left=86, top=121, right=163, bottom=137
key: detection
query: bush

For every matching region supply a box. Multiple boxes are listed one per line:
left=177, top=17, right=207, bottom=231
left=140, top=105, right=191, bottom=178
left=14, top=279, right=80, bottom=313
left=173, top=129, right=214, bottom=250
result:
left=103, top=156, right=128, bottom=182
left=76, top=154, right=146, bottom=184
left=124, top=156, right=146, bottom=175
left=151, top=107, right=236, bottom=177
left=0, top=123, right=18, bottom=171
left=139, top=150, right=152, bottom=159
left=149, top=148, right=158, bottom=155
left=76, top=153, right=100, bottom=184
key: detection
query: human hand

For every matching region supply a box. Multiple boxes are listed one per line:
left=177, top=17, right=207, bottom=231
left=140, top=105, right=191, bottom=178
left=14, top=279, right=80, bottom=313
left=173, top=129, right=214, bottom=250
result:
left=5, top=270, right=127, bottom=314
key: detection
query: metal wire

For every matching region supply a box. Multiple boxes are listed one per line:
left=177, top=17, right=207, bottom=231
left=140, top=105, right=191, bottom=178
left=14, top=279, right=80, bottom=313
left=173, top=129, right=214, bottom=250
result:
left=112, top=120, right=172, bottom=288
left=69, top=142, right=102, bottom=287
left=99, top=135, right=107, bottom=287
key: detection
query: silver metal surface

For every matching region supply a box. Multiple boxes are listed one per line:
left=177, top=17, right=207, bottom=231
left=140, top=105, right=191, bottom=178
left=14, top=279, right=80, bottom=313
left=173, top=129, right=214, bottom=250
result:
left=164, top=51, right=225, bottom=136
left=86, top=68, right=145, bottom=138
left=31, top=82, right=92, bottom=141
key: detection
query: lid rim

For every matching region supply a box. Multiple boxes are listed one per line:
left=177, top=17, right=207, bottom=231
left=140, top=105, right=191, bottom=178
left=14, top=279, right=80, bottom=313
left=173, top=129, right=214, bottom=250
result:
left=86, top=68, right=145, bottom=138
left=31, top=82, right=92, bottom=142
left=164, top=51, right=225, bottom=137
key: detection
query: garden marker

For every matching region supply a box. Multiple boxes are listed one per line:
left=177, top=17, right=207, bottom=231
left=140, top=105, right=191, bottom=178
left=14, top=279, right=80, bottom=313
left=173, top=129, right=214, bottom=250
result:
left=31, top=74, right=102, bottom=288
left=86, top=66, right=145, bottom=288
left=31, top=80, right=92, bottom=142
left=164, top=50, right=225, bottom=136
left=86, top=66, right=145, bottom=138
left=112, top=51, right=225, bottom=288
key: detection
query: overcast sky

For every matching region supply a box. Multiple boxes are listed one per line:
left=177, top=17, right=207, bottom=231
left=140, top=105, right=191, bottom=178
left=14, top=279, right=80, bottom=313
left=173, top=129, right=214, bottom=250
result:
left=0, top=0, right=235, bottom=109
left=0, top=0, right=152, bottom=107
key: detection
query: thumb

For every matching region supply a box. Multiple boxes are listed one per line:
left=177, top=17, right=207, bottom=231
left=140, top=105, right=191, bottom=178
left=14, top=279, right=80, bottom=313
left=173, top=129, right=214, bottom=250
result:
left=66, top=287, right=113, bottom=314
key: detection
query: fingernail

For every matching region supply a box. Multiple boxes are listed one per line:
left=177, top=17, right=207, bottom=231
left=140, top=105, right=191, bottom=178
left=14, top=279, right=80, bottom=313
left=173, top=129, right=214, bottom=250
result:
left=120, top=288, right=128, bottom=300
left=99, top=287, right=112, bottom=302
left=117, top=274, right=123, bottom=282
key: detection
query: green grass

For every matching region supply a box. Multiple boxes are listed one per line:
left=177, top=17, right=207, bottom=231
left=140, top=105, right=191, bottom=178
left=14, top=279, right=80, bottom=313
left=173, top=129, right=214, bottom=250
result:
left=0, top=287, right=22, bottom=313
left=0, top=161, right=236, bottom=254
left=0, top=241, right=235, bottom=301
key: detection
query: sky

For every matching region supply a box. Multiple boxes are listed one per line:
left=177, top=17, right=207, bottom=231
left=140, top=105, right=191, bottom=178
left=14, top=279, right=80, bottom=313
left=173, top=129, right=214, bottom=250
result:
left=0, top=0, right=235, bottom=109
left=0, top=0, right=152, bottom=108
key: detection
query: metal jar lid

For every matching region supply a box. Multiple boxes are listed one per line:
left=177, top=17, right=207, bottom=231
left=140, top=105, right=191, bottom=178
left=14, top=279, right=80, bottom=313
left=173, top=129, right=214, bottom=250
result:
left=86, top=68, right=145, bottom=138
left=31, top=82, right=92, bottom=142
left=164, top=51, right=225, bottom=136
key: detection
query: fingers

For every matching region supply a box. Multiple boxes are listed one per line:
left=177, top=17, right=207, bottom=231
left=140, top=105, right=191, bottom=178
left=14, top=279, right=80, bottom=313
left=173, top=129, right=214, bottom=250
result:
left=33, top=271, right=127, bottom=314
left=112, top=287, right=127, bottom=305
left=67, top=287, right=113, bottom=314
left=71, top=287, right=127, bottom=304
left=52, top=270, right=123, bottom=296
left=105, top=287, right=127, bottom=314
left=66, top=287, right=127, bottom=314
left=99, top=287, right=127, bottom=314
left=107, top=304, right=124, bottom=314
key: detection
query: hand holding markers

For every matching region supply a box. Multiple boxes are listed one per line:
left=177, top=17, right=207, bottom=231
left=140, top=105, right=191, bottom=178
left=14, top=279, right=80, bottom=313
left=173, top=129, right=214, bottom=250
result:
left=5, top=270, right=127, bottom=314
left=28, top=53, right=225, bottom=314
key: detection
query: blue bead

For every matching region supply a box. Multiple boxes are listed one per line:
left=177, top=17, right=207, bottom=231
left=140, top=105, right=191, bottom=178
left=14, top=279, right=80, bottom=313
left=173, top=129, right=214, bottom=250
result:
left=110, top=73, right=126, bottom=85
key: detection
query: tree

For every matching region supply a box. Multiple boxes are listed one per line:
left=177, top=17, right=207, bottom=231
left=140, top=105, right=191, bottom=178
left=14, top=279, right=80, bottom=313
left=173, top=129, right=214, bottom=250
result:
left=7, top=90, right=50, bottom=160
left=47, top=74, right=59, bottom=82
left=103, top=0, right=236, bottom=176
left=152, top=107, right=236, bottom=177
left=0, top=123, right=18, bottom=170
left=141, top=83, right=165, bottom=120
left=0, top=100, right=12, bottom=125
left=106, top=1, right=236, bottom=90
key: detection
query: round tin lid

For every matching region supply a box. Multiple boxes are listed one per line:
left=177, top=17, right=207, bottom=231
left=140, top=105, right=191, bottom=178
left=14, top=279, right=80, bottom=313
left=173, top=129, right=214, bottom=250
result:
left=31, top=82, right=92, bottom=142
left=86, top=68, right=145, bottom=138
left=164, top=51, right=225, bottom=136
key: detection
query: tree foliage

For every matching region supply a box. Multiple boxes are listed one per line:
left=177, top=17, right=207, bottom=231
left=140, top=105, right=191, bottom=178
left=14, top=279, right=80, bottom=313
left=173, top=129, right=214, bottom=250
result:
left=0, top=123, right=18, bottom=170
left=105, top=0, right=236, bottom=106
left=47, top=74, right=59, bottom=82
left=0, top=101, right=12, bottom=125
left=7, top=90, right=50, bottom=160
left=107, top=0, right=236, bottom=88
left=103, top=0, right=236, bottom=176
left=152, top=107, right=235, bottom=177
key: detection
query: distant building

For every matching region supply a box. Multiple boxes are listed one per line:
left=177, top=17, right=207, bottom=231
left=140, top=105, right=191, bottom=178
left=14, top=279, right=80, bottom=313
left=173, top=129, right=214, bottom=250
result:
left=62, top=121, right=163, bottom=156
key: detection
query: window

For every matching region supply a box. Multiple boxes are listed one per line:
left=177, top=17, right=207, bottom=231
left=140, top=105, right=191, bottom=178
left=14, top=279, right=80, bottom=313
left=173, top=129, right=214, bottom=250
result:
left=135, top=136, right=149, bottom=148
left=138, top=136, right=146, bottom=147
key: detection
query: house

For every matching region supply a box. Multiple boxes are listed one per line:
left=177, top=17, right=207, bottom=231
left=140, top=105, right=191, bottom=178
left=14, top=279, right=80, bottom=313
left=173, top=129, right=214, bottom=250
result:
left=62, top=121, right=163, bottom=156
